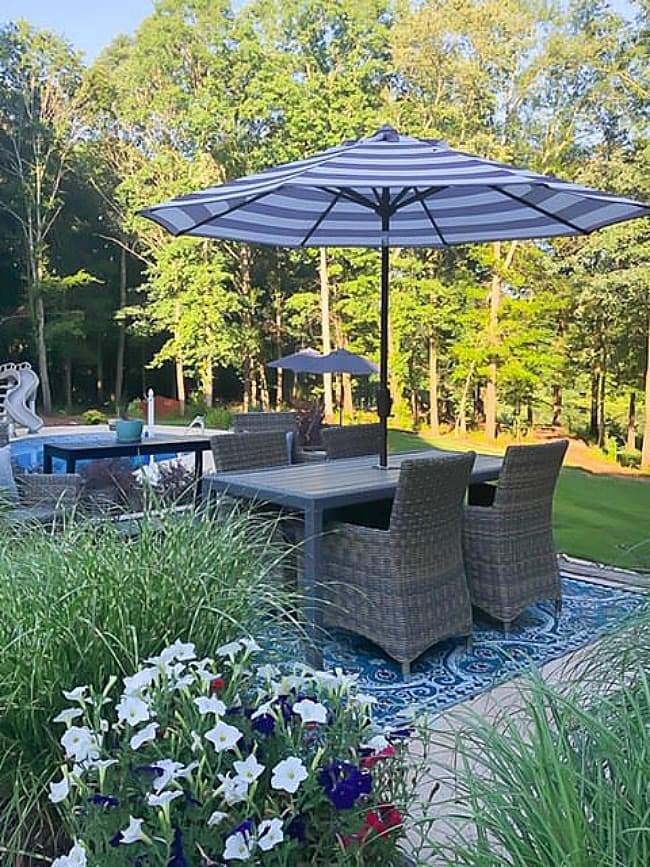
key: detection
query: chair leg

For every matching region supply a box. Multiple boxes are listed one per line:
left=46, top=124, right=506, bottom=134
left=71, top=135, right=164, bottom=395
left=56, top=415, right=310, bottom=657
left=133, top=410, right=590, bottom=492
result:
left=554, top=598, right=562, bottom=620
left=503, top=620, right=512, bottom=636
left=465, top=634, right=473, bottom=654
left=401, top=661, right=411, bottom=677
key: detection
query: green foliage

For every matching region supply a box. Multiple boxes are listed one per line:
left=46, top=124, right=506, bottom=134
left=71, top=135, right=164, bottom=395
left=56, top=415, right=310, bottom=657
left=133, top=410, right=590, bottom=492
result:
left=618, top=446, right=642, bottom=468
left=0, top=508, right=294, bottom=860
left=81, top=409, right=107, bottom=425
left=205, top=405, right=233, bottom=429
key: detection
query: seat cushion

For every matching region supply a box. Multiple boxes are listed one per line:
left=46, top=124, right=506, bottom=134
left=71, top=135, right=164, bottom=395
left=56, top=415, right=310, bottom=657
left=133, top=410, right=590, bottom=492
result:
left=0, top=444, right=18, bottom=502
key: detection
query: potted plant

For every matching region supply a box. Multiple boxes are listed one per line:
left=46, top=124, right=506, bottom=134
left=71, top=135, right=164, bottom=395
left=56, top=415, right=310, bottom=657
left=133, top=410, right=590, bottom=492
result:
left=114, top=401, right=144, bottom=443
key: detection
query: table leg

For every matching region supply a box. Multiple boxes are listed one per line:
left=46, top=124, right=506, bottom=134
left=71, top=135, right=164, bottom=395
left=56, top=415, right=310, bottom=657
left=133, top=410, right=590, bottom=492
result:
left=43, top=450, right=53, bottom=474
left=194, top=450, right=204, bottom=508
left=303, top=503, right=323, bottom=669
left=66, top=457, right=75, bottom=474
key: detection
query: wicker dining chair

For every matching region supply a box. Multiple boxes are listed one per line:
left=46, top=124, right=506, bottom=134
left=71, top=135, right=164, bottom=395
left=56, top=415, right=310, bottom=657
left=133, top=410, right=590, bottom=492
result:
left=320, top=452, right=476, bottom=675
left=462, top=439, right=569, bottom=631
left=321, top=423, right=383, bottom=460
left=210, top=430, right=291, bottom=472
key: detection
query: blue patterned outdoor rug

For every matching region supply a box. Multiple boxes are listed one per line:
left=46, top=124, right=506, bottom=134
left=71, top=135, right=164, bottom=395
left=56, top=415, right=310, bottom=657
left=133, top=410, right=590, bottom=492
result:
left=319, top=576, right=647, bottom=724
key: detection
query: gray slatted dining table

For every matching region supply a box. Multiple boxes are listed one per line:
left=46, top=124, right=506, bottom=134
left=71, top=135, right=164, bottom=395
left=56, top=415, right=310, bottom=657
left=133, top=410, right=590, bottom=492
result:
left=202, top=448, right=502, bottom=665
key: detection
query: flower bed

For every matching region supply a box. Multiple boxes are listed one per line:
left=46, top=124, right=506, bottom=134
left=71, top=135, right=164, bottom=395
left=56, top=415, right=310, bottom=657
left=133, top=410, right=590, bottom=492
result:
left=51, top=637, right=414, bottom=866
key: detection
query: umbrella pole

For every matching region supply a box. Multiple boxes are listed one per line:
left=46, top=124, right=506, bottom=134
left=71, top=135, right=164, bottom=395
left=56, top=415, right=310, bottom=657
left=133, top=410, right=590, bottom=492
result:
left=339, top=376, right=343, bottom=426
left=376, top=220, right=392, bottom=468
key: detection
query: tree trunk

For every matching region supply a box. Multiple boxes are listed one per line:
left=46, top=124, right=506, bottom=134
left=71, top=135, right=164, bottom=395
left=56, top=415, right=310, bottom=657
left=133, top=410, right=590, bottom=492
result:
left=551, top=384, right=562, bottom=427
left=64, top=358, right=72, bottom=413
left=642, top=307, right=650, bottom=468
left=598, top=361, right=606, bottom=448
left=429, top=332, right=439, bottom=435
left=115, top=246, right=127, bottom=407
left=485, top=242, right=501, bottom=441
left=259, top=364, right=270, bottom=410
left=455, top=364, right=475, bottom=436
left=175, top=357, right=186, bottom=417
left=96, top=339, right=104, bottom=404
left=241, top=244, right=254, bottom=411
left=274, top=293, right=283, bottom=407
left=202, top=360, right=214, bottom=409
left=627, top=391, right=636, bottom=451
left=590, top=367, right=599, bottom=439
left=35, top=293, right=52, bottom=414
left=319, top=248, right=334, bottom=420
left=342, top=372, right=353, bottom=419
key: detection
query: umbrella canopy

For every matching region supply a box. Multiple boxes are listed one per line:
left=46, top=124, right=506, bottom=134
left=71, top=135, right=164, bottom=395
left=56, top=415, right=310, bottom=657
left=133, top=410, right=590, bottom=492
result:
left=141, top=125, right=650, bottom=466
left=266, top=348, right=324, bottom=374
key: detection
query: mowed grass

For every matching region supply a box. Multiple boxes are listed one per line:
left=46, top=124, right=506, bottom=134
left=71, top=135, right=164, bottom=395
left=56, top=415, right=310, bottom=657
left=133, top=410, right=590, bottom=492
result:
left=388, top=428, right=650, bottom=572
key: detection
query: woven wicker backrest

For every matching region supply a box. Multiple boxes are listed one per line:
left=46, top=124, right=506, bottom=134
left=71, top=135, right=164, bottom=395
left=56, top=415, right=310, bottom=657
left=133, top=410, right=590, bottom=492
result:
left=210, top=431, right=290, bottom=472
left=0, top=421, right=9, bottom=447
left=231, top=412, right=297, bottom=434
left=321, top=423, right=383, bottom=460
left=389, top=452, right=475, bottom=573
left=494, top=440, right=568, bottom=512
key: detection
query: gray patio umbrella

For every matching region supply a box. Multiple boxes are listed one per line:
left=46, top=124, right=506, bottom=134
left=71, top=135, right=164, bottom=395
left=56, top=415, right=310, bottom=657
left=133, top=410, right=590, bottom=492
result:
left=140, top=124, right=650, bottom=467
left=268, top=347, right=378, bottom=424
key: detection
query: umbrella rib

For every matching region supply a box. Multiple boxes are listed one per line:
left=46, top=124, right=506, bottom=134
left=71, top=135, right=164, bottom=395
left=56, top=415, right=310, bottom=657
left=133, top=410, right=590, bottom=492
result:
left=493, top=185, right=590, bottom=234
left=324, top=187, right=378, bottom=211
left=419, top=198, right=450, bottom=245
left=158, top=188, right=275, bottom=236
left=300, top=192, right=343, bottom=246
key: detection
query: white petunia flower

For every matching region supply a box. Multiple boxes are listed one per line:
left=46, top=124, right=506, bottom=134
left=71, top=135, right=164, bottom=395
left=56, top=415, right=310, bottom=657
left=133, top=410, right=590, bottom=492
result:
left=256, top=663, right=280, bottom=680
left=207, top=809, right=228, bottom=827
left=194, top=696, right=226, bottom=716
left=292, top=699, right=328, bottom=724
left=251, top=698, right=276, bottom=719
left=205, top=721, right=242, bottom=753
left=174, top=673, right=194, bottom=690
left=223, top=831, right=254, bottom=861
left=51, top=841, right=87, bottom=866
left=87, top=758, right=117, bottom=772
left=215, top=640, right=242, bottom=658
left=349, top=692, right=378, bottom=708
left=270, top=757, right=308, bottom=794
left=150, top=759, right=184, bottom=793
left=48, top=775, right=69, bottom=804
left=60, top=726, right=101, bottom=763
left=62, top=686, right=89, bottom=702
left=233, top=753, right=265, bottom=784
left=160, top=639, right=196, bottom=664
left=116, top=695, right=151, bottom=726
left=258, top=817, right=284, bottom=852
left=217, top=773, right=249, bottom=806
left=362, top=734, right=391, bottom=751
left=130, top=722, right=158, bottom=750
left=146, top=790, right=183, bottom=808
left=122, top=667, right=158, bottom=695
left=52, top=707, right=83, bottom=725
left=120, top=815, right=148, bottom=844
left=190, top=730, right=203, bottom=753
left=240, top=637, right=261, bottom=653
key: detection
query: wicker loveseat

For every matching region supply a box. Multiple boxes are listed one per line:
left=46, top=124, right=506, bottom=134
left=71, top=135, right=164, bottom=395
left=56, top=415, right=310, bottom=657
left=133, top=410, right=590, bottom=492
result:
left=320, top=452, right=476, bottom=675
left=462, top=439, right=569, bottom=631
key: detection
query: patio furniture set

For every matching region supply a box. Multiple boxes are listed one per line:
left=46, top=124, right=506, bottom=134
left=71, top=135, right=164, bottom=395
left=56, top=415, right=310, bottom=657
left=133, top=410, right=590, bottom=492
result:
left=204, top=419, right=569, bottom=674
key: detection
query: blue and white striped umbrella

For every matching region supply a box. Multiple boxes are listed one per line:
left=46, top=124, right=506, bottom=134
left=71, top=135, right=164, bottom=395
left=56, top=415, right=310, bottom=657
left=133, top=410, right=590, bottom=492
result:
left=140, top=125, right=650, bottom=466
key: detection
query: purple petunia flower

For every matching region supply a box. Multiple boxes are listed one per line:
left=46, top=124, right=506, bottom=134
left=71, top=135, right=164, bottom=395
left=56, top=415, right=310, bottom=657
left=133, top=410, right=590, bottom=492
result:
left=168, top=826, right=188, bottom=867
left=227, top=817, right=255, bottom=839
left=252, top=713, right=275, bottom=735
left=319, top=760, right=372, bottom=810
left=88, top=794, right=119, bottom=807
left=286, top=815, right=307, bottom=842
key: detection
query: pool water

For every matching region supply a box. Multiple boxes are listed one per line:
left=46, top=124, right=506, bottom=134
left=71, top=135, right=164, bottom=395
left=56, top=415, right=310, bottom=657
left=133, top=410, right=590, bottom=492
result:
left=10, top=433, right=175, bottom=473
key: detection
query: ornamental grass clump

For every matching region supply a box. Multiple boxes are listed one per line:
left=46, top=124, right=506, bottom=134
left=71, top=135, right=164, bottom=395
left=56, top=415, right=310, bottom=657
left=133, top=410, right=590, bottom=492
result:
left=0, top=507, right=298, bottom=864
left=50, top=637, right=413, bottom=866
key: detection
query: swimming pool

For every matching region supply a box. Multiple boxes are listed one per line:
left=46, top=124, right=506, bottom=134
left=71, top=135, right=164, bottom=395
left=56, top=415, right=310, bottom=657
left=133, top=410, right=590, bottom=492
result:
left=10, top=433, right=175, bottom=473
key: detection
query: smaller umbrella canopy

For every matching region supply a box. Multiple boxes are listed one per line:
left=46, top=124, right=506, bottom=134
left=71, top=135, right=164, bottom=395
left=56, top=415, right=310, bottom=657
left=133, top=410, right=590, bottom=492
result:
left=267, top=348, right=324, bottom=374
left=268, top=348, right=378, bottom=424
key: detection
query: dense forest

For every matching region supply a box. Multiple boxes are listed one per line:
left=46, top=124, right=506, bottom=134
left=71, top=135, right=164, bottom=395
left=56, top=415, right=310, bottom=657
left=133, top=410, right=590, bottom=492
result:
left=0, top=0, right=649, bottom=459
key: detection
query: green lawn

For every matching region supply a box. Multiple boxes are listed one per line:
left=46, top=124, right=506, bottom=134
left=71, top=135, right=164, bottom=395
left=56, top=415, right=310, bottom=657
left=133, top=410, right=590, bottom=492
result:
left=388, top=428, right=650, bottom=572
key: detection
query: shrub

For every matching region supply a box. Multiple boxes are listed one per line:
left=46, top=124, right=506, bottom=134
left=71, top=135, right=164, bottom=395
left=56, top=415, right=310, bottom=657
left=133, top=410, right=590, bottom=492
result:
left=0, top=508, right=296, bottom=862
left=81, top=409, right=107, bottom=425
left=617, top=447, right=642, bottom=469
left=205, top=405, right=233, bottom=430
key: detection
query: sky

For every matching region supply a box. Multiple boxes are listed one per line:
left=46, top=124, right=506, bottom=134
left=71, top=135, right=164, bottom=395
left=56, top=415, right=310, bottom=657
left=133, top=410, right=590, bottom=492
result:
left=1, top=0, right=638, bottom=64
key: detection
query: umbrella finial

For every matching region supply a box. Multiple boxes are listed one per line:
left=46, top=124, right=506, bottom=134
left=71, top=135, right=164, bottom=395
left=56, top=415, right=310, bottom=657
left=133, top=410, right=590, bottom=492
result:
left=372, top=124, right=400, bottom=142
